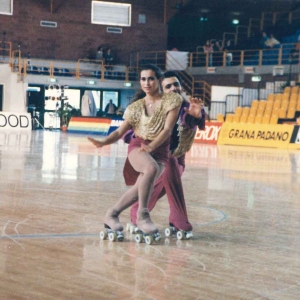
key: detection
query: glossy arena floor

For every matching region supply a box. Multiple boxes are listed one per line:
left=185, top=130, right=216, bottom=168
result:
left=0, top=130, right=299, bottom=300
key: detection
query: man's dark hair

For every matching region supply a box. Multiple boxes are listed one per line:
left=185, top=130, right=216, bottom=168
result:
left=162, top=70, right=182, bottom=85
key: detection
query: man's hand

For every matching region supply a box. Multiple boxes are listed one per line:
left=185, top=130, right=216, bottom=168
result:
left=87, top=137, right=104, bottom=148
left=184, top=97, right=203, bottom=118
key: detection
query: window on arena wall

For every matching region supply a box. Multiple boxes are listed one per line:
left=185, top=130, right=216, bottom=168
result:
left=91, top=1, right=131, bottom=27
left=0, top=0, right=13, bottom=15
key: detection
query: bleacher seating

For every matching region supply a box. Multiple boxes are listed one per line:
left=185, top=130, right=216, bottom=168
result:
left=224, top=86, right=300, bottom=125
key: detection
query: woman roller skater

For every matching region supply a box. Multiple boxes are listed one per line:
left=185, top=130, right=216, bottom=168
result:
left=88, top=64, right=183, bottom=244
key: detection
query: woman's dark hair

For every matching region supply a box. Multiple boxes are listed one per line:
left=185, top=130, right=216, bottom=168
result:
left=131, top=64, right=163, bottom=103
left=139, top=64, right=163, bottom=80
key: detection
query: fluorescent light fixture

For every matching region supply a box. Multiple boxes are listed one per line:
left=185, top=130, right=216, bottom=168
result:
left=49, top=78, right=57, bottom=83
left=232, top=19, right=239, bottom=25
left=124, top=82, right=132, bottom=87
left=251, top=76, right=261, bottom=82
left=27, top=87, right=41, bottom=92
left=87, top=80, right=96, bottom=85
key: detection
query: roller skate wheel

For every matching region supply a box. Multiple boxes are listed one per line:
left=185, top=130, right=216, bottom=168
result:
left=116, top=232, right=124, bottom=242
left=135, top=234, right=143, bottom=243
left=165, top=227, right=172, bottom=237
left=129, top=225, right=136, bottom=234
left=100, top=231, right=108, bottom=240
left=154, top=232, right=161, bottom=242
left=177, top=230, right=185, bottom=240
left=126, top=223, right=131, bottom=232
left=145, top=235, right=154, bottom=245
left=108, top=232, right=117, bottom=242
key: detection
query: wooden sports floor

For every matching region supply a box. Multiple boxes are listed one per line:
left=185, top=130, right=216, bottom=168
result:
left=0, top=130, right=299, bottom=300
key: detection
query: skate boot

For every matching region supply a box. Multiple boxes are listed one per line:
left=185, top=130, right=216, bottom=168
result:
left=135, top=209, right=161, bottom=245
left=100, top=208, right=124, bottom=242
left=164, top=223, right=193, bottom=240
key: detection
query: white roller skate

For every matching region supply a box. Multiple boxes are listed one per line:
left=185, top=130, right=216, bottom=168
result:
left=134, top=229, right=161, bottom=245
left=164, top=223, right=193, bottom=240
left=135, top=209, right=161, bottom=245
left=100, top=224, right=124, bottom=242
left=125, top=222, right=138, bottom=234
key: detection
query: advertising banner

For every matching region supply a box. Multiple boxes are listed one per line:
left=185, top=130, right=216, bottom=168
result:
left=288, top=125, right=300, bottom=149
left=68, top=117, right=124, bottom=135
left=194, top=122, right=222, bottom=144
left=0, top=112, right=32, bottom=131
left=217, top=123, right=294, bottom=148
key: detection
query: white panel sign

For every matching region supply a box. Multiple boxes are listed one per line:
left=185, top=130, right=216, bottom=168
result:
left=211, top=86, right=241, bottom=101
left=166, top=51, right=189, bottom=70
left=0, top=112, right=32, bottom=130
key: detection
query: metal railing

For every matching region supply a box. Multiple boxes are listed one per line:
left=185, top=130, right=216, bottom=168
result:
left=192, top=43, right=298, bottom=68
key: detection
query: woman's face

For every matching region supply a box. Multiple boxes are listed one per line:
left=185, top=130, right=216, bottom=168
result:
left=140, top=70, right=160, bottom=95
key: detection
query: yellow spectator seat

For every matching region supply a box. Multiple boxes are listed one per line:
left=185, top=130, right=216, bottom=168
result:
left=272, top=108, right=279, bottom=118
left=266, top=101, right=273, bottom=110
left=249, top=107, right=257, bottom=116
left=255, top=114, right=262, bottom=124
left=270, top=115, right=278, bottom=124
left=258, top=100, right=266, bottom=110
left=234, top=106, right=243, bottom=116
left=225, top=114, right=234, bottom=123
left=291, top=86, right=299, bottom=95
left=241, top=107, right=250, bottom=117
left=239, top=115, right=248, bottom=123
left=267, top=94, right=275, bottom=101
left=247, top=115, right=255, bottom=124
left=233, top=114, right=240, bottom=123
left=251, top=100, right=259, bottom=110
left=278, top=108, right=286, bottom=118
left=290, top=94, right=297, bottom=102
left=282, top=93, right=289, bottom=102
left=287, top=108, right=296, bottom=119
left=281, top=99, right=289, bottom=110
left=288, top=99, right=296, bottom=110
left=283, top=86, right=291, bottom=94
left=217, top=114, right=224, bottom=122
left=262, top=115, right=270, bottom=124
left=273, top=100, right=281, bottom=110
left=275, top=94, right=282, bottom=103
left=257, top=107, right=265, bottom=116
left=264, top=107, right=272, bottom=117
left=297, top=98, right=300, bottom=111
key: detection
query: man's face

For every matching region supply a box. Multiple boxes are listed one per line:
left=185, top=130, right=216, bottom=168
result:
left=162, top=76, right=182, bottom=94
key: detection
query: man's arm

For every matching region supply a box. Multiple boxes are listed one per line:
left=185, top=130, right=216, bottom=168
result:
left=182, top=98, right=206, bottom=130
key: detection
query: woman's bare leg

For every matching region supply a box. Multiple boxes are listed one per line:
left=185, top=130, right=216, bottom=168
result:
left=128, top=149, right=165, bottom=233
left=104, top=175, right=142, bottom=231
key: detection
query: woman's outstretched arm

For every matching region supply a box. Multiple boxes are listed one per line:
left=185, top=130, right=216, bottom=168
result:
left=88, top=120, right=132, bottom=148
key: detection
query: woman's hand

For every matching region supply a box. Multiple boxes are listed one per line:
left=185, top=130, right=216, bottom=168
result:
left=139, top=143, right=153, bottom=153
left=87, top=137, right=104, bottom=148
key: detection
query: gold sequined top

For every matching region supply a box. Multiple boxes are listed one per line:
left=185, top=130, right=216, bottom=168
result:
left=123, top=93, right=183, bottom=141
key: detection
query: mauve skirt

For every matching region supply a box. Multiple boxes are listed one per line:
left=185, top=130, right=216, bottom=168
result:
left=123, top=136, right=170, bottom=186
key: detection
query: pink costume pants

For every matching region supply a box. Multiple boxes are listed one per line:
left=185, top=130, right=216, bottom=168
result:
left=130, top=154, right=192, bottom=231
